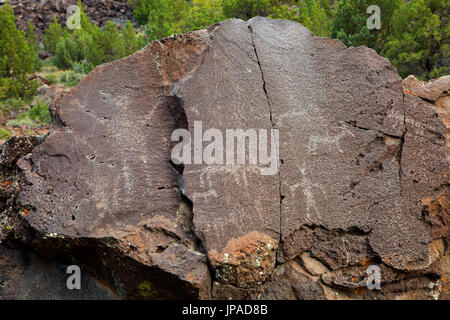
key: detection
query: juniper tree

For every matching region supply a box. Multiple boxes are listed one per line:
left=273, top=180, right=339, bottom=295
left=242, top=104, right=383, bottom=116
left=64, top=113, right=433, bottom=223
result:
left=0, top=2, right=38, bottom=99
left=44, top=17, right=64, bottom=53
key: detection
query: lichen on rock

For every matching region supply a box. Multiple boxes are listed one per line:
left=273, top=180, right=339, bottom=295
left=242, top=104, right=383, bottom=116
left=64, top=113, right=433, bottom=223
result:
left=0, top=17, right=448, bottom=300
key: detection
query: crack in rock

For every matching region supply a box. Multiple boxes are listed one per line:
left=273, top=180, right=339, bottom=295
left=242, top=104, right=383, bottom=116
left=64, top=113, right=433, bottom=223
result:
left=0, top=17, right=448, bottom=300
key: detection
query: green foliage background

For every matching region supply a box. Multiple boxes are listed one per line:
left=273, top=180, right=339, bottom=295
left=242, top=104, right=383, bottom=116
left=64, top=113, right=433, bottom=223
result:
left=0, top=0, right=448, bottom=111
left=130, top=0, right=448, bottom=80
left=49, top=1, right=142, bottom=72
left=0, top=2, right=38, bottom=100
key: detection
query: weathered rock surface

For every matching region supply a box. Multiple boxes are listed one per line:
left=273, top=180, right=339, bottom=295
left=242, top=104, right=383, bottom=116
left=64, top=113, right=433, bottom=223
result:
left=0, top=17, right=448, bottom=299
left=0, top=245, right=118, bottom=299
left=403, top=75, right=450, bottom=102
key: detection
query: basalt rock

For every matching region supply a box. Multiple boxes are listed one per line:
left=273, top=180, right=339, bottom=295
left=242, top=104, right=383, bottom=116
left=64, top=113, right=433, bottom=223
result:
left=0, top=245, right=119, bottom=299
left=0, top=17, right=448, bottom=300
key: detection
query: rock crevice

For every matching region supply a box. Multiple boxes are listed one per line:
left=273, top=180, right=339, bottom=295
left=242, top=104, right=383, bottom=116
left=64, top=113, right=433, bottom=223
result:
left=0, top=17, right=448, bottom=300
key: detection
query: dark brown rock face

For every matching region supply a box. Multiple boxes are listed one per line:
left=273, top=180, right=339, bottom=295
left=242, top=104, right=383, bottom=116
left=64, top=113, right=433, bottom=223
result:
left=0, top=245, right=119, bottom=299
left=0, top=17, right=448, bottom=299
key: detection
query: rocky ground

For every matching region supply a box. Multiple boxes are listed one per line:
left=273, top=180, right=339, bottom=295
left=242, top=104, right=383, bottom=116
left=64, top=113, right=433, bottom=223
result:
left=0, top=17, right=448, bottom=300
left=0, top=72, right=67, bottom=145
left=4, top=0, right=133, bottom=38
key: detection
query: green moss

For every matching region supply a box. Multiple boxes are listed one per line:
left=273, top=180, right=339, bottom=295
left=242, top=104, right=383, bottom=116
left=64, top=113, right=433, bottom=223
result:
left=0, top=127, right=12, bottom=140
left=138, top=281, right=155, bottom=297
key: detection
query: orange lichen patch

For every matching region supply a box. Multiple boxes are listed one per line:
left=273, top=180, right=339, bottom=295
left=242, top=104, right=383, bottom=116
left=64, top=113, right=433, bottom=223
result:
left=185, top=272, right=197, bottom=284
left=361, top=257, right=373, bottom=268
left=102, top=216, right=185, bottom=263
left=94, top=275, right=117, bottom=295
left=155, top=30, right=211, bottom=95
left=0, top=180, right=15, bottom=191
left=434, top=96, right=450, bottom=128
left=353, top=286, right=367, bottom=297
left=20, top=209, right=29, bottom=216
left=421, top=194, right=449, bottom=239
left=208, top=231, right=278, bottom=288
left=421, top=195, right=449, bottom=209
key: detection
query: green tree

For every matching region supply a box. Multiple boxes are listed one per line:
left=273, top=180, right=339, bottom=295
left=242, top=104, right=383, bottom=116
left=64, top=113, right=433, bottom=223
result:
left=145, top=0, right=188, bottom=40
left=26, top=20, right=42, bottom=71
left=383, top=0, right=449, bottom=79
left=26, top=20, right=39, bottom=53
left=54, top=28, right=97, bottom=70
left=129, top=0, right=155, bottom=25
left=98, top=21, right=126, bottom=61
left=221, top=0, right=335, bottom=37
left=268, top=3, right=300, bottom=21
left=78, top=0, right=94, bottom=34
left=54, top=36, right=77, bottom=69
left=54, top=11, right=143, bottom=71
left=44, top=16, right=64, bottom=53
left=0, top=1, right=38, bottom=99
left=185, top=0, right=226, bottom=31
left=298, top=0, right=334, bottom=37
left=122, top=20, right=140, bottom=55
left=222, top=0, right=282, bottom=20
left=331, top=0, right=401, bottom=51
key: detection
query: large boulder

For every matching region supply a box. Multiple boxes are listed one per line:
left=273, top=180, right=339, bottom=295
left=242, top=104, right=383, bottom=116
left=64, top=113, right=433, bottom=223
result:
left=0, top=17, right=448, bottom=300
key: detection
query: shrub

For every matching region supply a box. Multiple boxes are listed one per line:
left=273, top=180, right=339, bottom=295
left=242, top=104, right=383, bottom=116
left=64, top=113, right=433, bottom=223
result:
left=331, top=0, right=402, bottom=52
left=123, top=20, right=140, bottom=55
left=0, top=2, right=38, bottom=99
left=29, top=98, right=52, bottom=124
left=0, top=97, right=28, bottom=119
left=184, top=0, right=226, bottom=31
left=137, top=33, right=148, bottom=48
left=44, top=17, right=64, bottom=54
left=0, top=97, right=27, bottom=112
left=42, top=1, right=146, bottom=74
left=72, top=60, right=91, bottom=74
left=54, top=36, right=76, bottom=69
left=297, top=0, right=334, bottom=37
left=46, top=74, right=58, bottom=85
left=130, top=0, right=157, bottom=25
left=143, top=0, right=188, bottom=40
left=96, top=21, right=126, bottom=62
left=383, top=0, right=449, bottom=79
left=6, top=116, right=38, bottom=128
left=222, top=0, right=278, bottom=20
left=7, top=98, right=52, bottom=127
left=0, top=127, right=12, bottom=140
left=26, top=20, right=42, bottom=71
left=54, top=18, right=140, bottom=71
left=59, top=72, right=67, bottom=83
left=60, top=71, right=85, bottom=87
